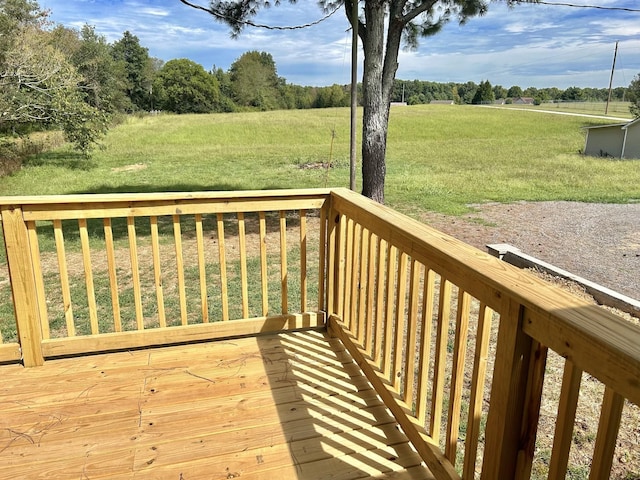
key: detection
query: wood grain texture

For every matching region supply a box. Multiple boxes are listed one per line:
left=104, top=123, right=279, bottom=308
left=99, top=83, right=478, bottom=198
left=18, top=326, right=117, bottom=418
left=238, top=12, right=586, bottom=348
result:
left=0, top=330, right=433, bottom=480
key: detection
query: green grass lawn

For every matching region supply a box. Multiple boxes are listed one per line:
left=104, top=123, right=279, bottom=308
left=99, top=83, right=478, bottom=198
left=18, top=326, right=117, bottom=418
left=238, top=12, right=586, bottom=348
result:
left=2, top=105, right=639, bottom=215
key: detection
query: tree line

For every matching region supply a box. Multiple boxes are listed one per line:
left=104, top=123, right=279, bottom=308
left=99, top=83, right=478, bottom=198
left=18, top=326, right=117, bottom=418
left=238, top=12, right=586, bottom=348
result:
left=2, top=0, right=639, bottom=163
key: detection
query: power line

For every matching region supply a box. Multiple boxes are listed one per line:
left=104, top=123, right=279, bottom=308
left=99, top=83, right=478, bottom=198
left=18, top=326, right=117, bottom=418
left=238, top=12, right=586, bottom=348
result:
left=178, top=0, right=341, bottom=31
left=512, top=1, right=640, bottom=12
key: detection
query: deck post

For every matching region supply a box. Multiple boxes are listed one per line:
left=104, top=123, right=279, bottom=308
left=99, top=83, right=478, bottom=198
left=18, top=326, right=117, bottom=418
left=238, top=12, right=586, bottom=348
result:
left=481, top=300, right=539, bottom=479
left=1, top=206, right=44, bottom=367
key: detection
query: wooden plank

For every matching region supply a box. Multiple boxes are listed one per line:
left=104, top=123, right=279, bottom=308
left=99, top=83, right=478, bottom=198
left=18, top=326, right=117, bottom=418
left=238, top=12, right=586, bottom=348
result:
left=300, top=209, right=307, bottom=312
left=53, top=218, right=75, bottom=337
left=40, top=313, right=325, bottom=358
left=344, top=217, right=355, bottom=330
left=172, top=214, right=188, bottom=326
left=26, top=220, right=49, bottom=340
left=21, top=196, right=329, bottom=221
left=357, top=226, right=369, bottom=346
left=237, top=212, right=249, bottom=318
left=374, top=237, right=387, bottom=367
left=328, top=316, right=461, bottom=480
left=195, top=213, right=209, bottom=323
left=317, top=204, right=327, bottom=313
left=78, top=218, right=99, bottom=334
left=0, top=343, right=21, bottom=363
left=589, top=387, right=624, bottom=480
left=3, top=188, right=331, bottom=206
left=514, top=340, right=548, bottom=479
left=383, top=244, right=397, bottom=381
left=348, top=221, right=361, bottom=336
left=127, top=216, right=144, bottom=330
left=330, top=188, right=640, bottom=406
left=463, top=303, right=493, bottom=479
left=430, top=279, right=452, bottom=443
left=393, top=251, right=408, bottom=393
left=103, top=218, right=122, bottom=332
left=259, top=211, right=269, bottom=316
left=280, top=210, right=288, bottom=315
left=548, top=360, right=582, bottom=479
left=445, top=290, right=471, bottom=462
left=481, top=300, right=533, bottom=480
left=149, top=216, right=166, bottom=328
left=404, top=259, right=421, bottom=410
left=364, top=229, right=377, bottom=357
left=416, top=268, right=436, bottom=427
left=216, top=212, right=229, bottom=321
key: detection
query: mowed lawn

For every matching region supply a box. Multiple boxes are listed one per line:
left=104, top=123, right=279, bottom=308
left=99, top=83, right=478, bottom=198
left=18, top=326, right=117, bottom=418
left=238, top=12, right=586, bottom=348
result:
left=2, top=105, right=639, bottom=214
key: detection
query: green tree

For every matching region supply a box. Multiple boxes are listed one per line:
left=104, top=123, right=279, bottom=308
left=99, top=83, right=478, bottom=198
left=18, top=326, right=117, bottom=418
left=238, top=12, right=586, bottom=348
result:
left=493, top=84, right=507, bottom=100
left=628, top=74, right=640, bottom=118
left=229, top=51, right=282, bottom=110
left=111, top=31, right=154, bottom=111
left=507, top=85, right=523, bottom=98
left=179, top=0, right=539, bottom=203
left=0, top=24, right=107, bottom=154
left=472, top=79, right=494, bottom=104
left=153, top=59, right=220, bottom=114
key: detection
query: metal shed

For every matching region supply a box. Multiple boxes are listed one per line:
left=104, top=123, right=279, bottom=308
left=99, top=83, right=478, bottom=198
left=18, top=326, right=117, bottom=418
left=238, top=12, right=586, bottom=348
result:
left=584, top=117, right=640, bottom=159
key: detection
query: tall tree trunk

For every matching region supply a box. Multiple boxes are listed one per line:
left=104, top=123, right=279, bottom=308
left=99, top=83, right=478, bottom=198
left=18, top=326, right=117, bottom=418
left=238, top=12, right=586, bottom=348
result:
left=359, top=3, right=402, bottom=204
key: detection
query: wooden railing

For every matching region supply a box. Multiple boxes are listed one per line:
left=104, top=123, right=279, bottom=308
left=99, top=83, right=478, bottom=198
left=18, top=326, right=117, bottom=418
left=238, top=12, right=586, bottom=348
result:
left=1, top=188, right=639, bottom=479
left=325, top=188, right=640, bottom=480
left=0, top=190, right=330, bottom=366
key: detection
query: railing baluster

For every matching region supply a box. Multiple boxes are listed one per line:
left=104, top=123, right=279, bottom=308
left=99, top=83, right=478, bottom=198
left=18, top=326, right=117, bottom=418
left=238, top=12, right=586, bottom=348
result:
left=364, top=229, right=376, bottom=356
left=356, top=225, right=368, bottom=346
left=317, top=206, right=327, bottom=313
left=392, top=251, right=408, bottom=393
left=299, top=209, right=307, bottom=313
left=103, top=218, right=122, bottom=332
left=150, top=216, right=166, bottom=328
left=382, top=244, right=397, bottom=381
left=195, top=214, right=208, bottom=323
left=26, top=220, right=48, bottom=340
left=446, top=290, right=471, bottom=463
left=404, top=259, right=421, bottom=411
left=259, top=211, right=269, bottom=316
left=53, top=219, right=75, bottom=337
left=172, top=215, right=187, bottom=326
left=463, top=303, right=494, bottom=478
left=279, top=210, right=288, bottom=315
left=216, top=213, right=229, bottom=321
left=417, top=268, right=436, bottom=427
left=343, top=218, right=354, bottom=330
left=78, top=219, right=99, bottom=334
left=373, top=237, right=386, bottom=367
left=127, top=216, right=144, bottom=330
left=431, top=278, right=452, bottom=444
left=237, top=212, right=249, bottom=318
left=349, top=222, right=361, bottom=336
left=589, top=387, right=625, bottom=479
left=548, top=360, right=582, bottom=479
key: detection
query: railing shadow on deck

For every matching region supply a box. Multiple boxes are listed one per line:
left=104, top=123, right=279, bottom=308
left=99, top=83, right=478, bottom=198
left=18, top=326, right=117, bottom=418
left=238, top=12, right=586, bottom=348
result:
left=0, top=187, right=638, bottom=479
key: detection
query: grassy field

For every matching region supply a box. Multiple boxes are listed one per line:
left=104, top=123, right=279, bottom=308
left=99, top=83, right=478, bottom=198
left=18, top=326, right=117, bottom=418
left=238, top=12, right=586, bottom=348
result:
left=2, top=104, right=639, bottom=215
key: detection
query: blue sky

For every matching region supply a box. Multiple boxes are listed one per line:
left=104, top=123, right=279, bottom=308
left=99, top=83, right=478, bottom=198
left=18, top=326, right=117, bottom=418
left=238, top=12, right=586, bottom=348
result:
left=40, top=0, right=640, bottom=90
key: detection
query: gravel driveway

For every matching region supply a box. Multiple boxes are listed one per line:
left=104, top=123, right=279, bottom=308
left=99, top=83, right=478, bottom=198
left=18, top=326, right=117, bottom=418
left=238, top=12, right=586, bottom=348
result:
left=419, top=201, right=640, bottom=302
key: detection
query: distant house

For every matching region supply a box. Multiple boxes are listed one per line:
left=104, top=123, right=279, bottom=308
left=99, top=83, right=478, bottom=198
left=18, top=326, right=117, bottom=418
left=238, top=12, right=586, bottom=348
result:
left=429, top=100, right=454, bottom=105
left=583, top=118, right=640, bottom=159
left=512, top=97, right=535, bottom=105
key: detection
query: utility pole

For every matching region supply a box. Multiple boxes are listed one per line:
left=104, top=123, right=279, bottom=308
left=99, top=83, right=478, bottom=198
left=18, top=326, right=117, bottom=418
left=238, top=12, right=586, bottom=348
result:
left=605, top=41, right=618, bottom=115
left=349, top=1, right=358, bottom=191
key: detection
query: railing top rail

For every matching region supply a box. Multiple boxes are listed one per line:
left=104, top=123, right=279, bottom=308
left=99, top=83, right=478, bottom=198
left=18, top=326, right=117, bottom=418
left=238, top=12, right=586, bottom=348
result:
left=329, top=188, right=640, bottom=405
left=0, top=188, right=332, bottom=207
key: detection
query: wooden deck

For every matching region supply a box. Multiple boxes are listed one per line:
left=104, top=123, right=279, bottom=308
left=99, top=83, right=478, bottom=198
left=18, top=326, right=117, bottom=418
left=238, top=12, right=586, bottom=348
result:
left=0, top=330, right=433, bottom=479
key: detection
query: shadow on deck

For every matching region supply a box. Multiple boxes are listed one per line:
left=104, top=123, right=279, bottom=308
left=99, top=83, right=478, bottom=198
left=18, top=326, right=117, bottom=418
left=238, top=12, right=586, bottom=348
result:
left=0, top=330, right=432, bottom=479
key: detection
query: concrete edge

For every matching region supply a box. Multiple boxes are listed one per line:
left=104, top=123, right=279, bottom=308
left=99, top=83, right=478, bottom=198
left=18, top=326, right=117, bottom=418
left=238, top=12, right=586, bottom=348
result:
left=487, top=243, right=640, bottom=318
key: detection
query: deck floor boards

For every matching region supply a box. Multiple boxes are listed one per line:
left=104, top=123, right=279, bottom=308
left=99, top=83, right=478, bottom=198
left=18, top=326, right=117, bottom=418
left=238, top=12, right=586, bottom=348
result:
left=0, top=330, right=434, bottom=479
